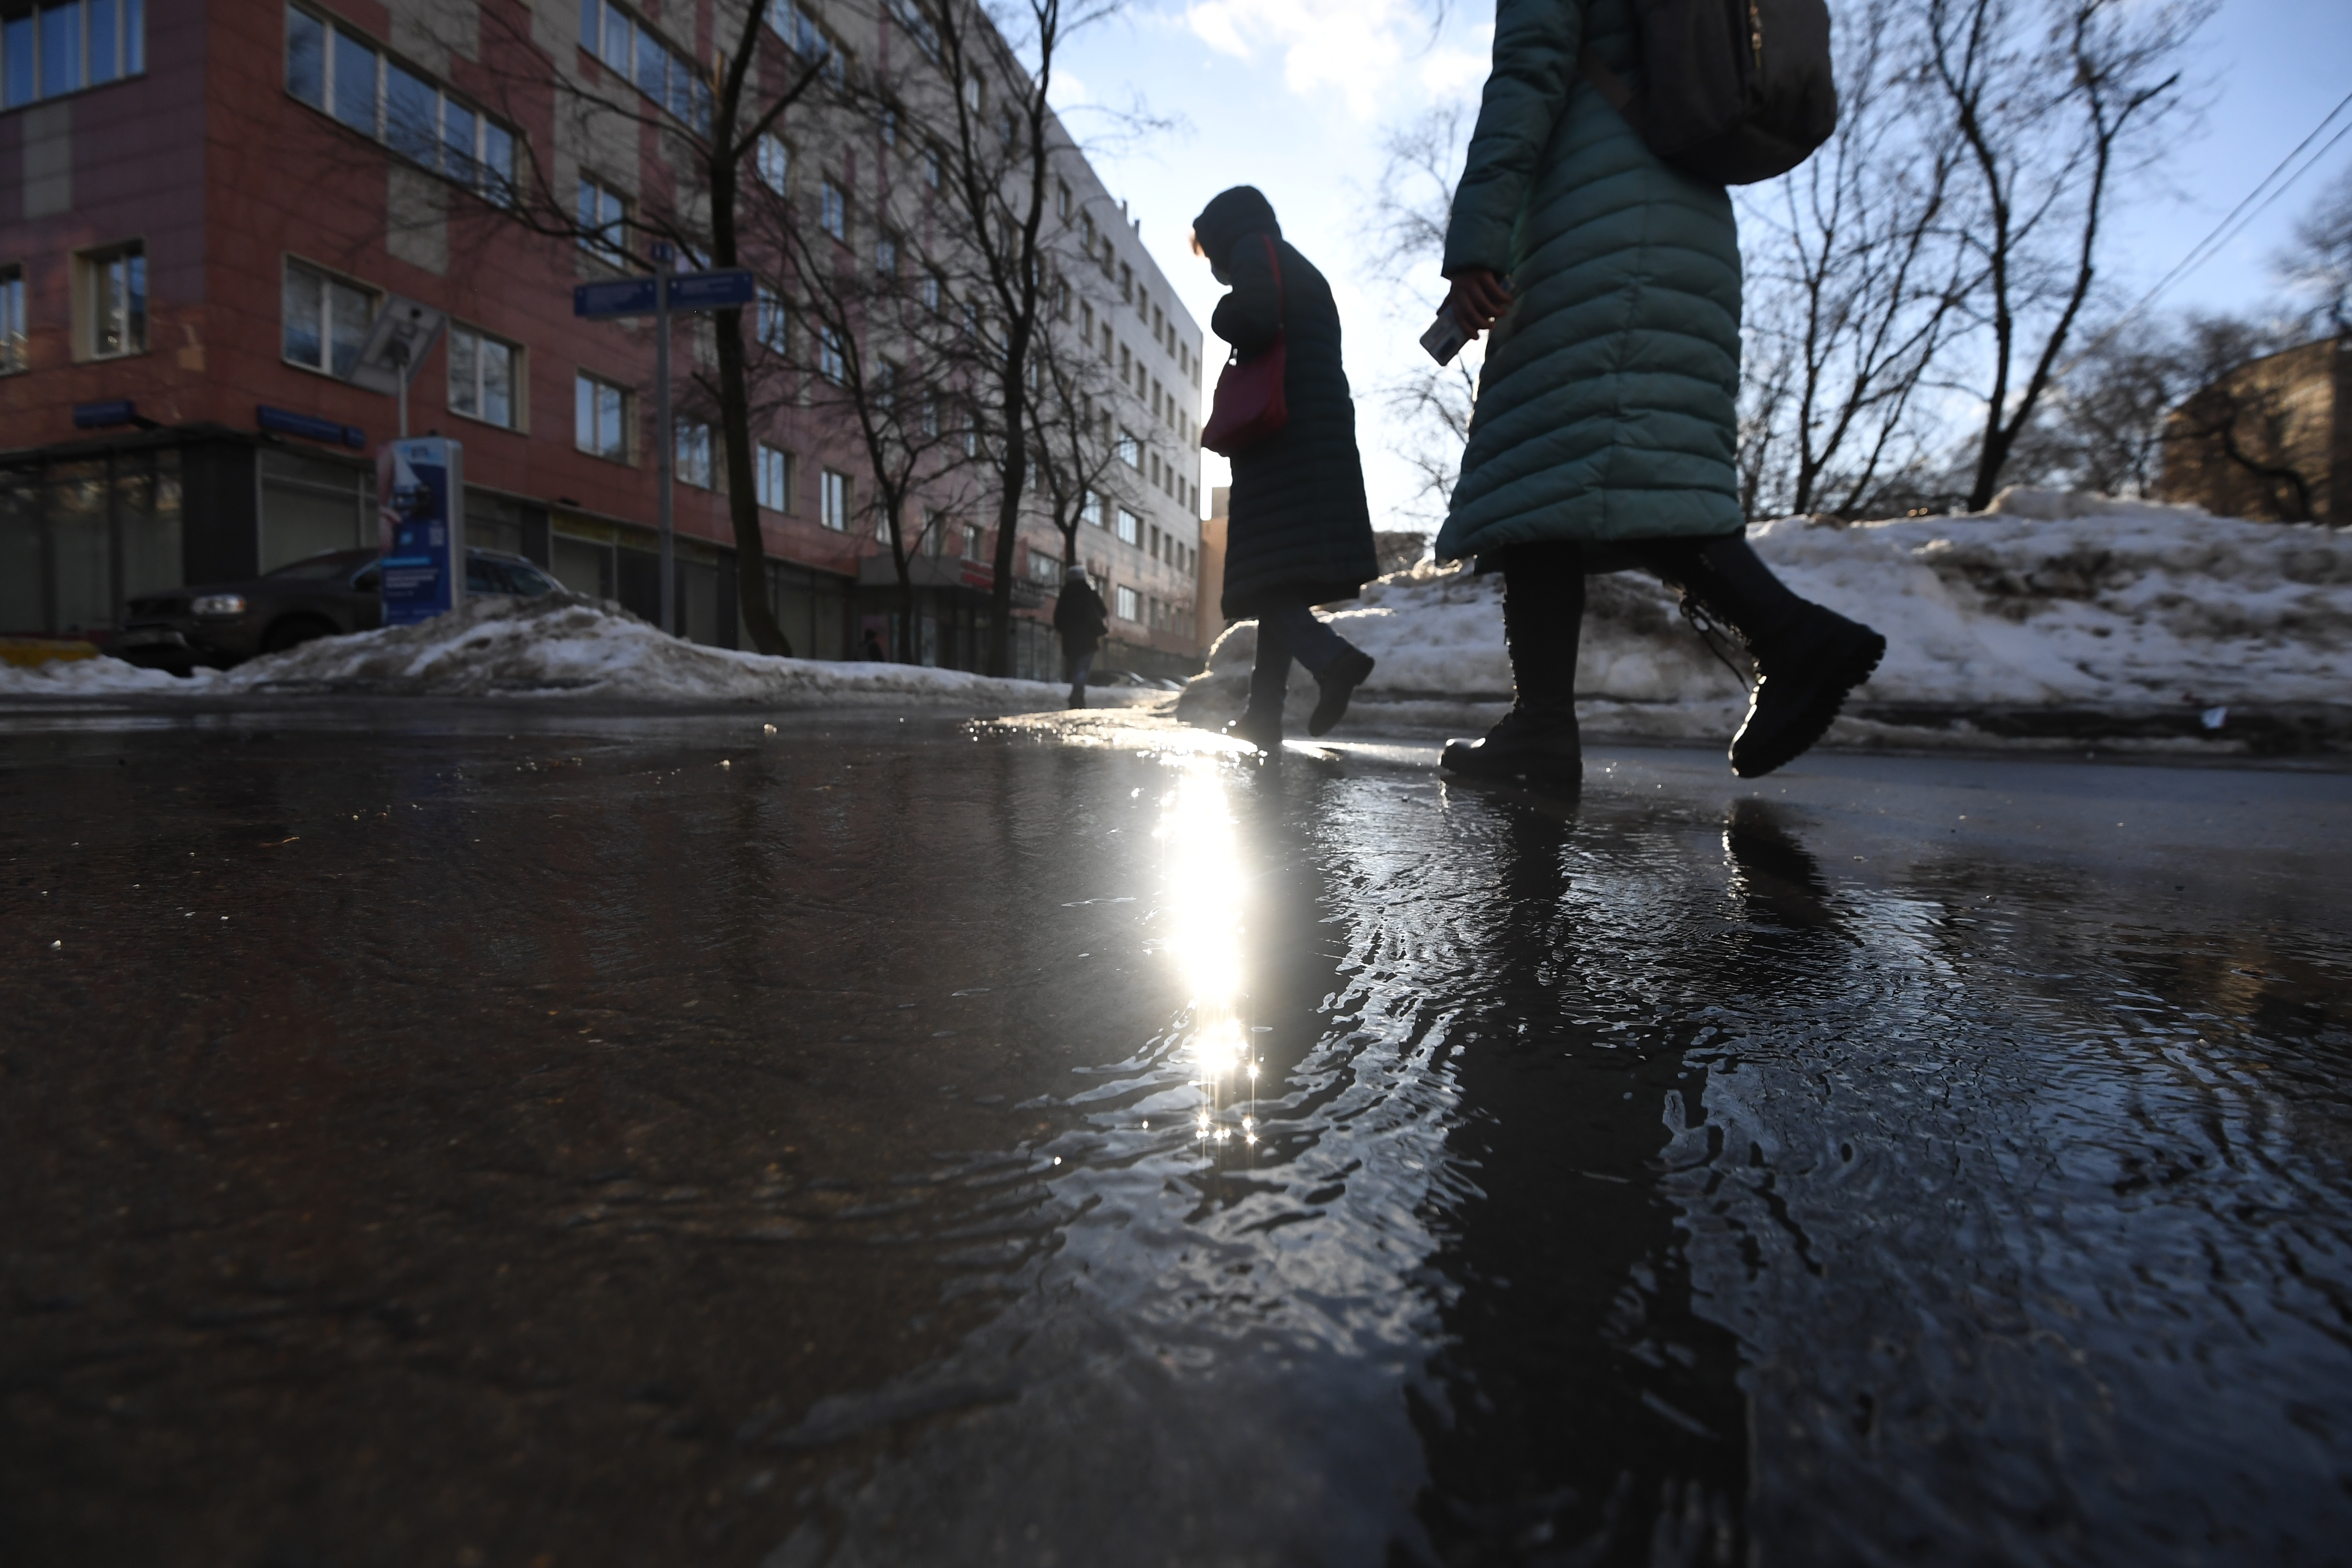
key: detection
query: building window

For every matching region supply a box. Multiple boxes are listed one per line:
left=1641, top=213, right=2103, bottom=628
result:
left=1083, top=491, right=1103, bottom=529
left=766, top=1, right=844, bottom=82
left=1056, top=179, right=1072, bottom=220
left=756, top=444, right=792, bottom=511
left=756, top=133, right=789, bottom=190
left=280, top=259, right=375, bottom=378
left=875, top=231, right=898, bottom=277
left=819, top=469, right=851, bottom=531
left=879, top=103, right=898, bottom=149
left=578, top=176, right=628, bottom=265
left=580, top=0, right=711, bottom=132
left=815, top=324, right=846, bottom=383
left=923, top=143, right=941, bottom=188
left=1114, top=584, right=1139, bottom=622
left=285, top=6, right=514, bottom=200
left=448, top=324, right=520, bottom=428
left=0, top=264, right=23, bottom=373
left=1120, top=263, right=1133, bottom=305
left=575, top=372, right=629, bottom=460
left=1, top=0, right=143, bottom=107
left=756, top=285, right=788, bottom=353
left=1116, top=508, right=1140, bottom=546
left=1117, top=429, right=1140, bottom=469
left=819, top=179, right=847, bottom=241
left=81, top=242, right=145, bottom=359
left=1027, top=548, right=1061, bottom=584
left=675, top=419, right=713, bottom=487
left=961, top=523, right=983, bottom=560
left=921, top=270, right=942, bottom=312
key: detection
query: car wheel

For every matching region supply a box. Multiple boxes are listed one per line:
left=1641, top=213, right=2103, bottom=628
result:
left=260, top=615, right=340, bottom=655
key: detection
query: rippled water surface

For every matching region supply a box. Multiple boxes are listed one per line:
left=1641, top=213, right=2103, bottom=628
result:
left=4, top=709, right=2349, bottom=1567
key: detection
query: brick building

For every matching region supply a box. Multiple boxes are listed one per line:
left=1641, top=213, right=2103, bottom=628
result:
left=0, top=0, right=1206, bottom=675
left=2159, top=335, right=2350, bottom=527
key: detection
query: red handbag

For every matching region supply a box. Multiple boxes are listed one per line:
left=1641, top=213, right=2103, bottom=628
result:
left=1200, top=235, right=1289, bottom=456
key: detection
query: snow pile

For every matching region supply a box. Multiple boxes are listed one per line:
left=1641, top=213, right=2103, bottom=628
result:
left=1180, top=490, right=2352, bottom=744
left=0, top=592, right=1161, bottom=711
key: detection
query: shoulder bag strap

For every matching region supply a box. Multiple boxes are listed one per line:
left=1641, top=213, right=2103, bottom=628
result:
left=1260, top=233, right=1285, bottom=324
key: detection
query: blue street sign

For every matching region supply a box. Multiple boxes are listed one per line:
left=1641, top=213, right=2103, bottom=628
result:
left=376, top=438, right=466, bottom=626
left=574, top=277, right=660, bottom=318
left=73, top=399, right=139, bottom=429
left=258, top=405, right=367, bottom=448
left=670, top=268, right=757, bottom=310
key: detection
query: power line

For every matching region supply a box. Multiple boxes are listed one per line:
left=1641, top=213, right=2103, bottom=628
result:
left=2117, top=86, right=2352, bottom=326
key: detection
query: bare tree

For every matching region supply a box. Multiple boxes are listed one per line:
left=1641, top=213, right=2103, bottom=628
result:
left=460, top=0, right=834, bottom=653
left=1027, top=305, right=1139, bottom=581
left=1362, top=108, right=1482, bottom=528
left=1737, top=0, right=1973, bottom=518
left=2274, top=162, right=2352, bottom=336
left=1921, top=0, right=2213, bottom=512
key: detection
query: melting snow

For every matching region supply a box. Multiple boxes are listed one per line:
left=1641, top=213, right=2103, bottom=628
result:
left=0, top=591, right=1162, bottom=711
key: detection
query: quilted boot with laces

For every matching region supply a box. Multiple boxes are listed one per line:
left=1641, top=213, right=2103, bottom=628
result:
left=1441, top=542, right=1584, bottom=789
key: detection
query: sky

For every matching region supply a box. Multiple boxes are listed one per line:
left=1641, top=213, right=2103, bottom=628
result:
left=1044, top=0, right=2352, bottom=528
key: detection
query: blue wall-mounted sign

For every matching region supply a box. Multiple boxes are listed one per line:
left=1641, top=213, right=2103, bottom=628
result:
left=375, top=438, right=466, bottom=626
left=73, top=399, right=142, bottom=429
left=259, top=406, right=367, bottom=448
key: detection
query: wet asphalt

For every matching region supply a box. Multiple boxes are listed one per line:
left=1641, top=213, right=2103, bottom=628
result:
left=3, top=706, right=2349, bottom=1568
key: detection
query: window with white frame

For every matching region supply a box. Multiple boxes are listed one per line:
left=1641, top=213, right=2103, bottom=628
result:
left=819, top=179, right=847, bottom=241
left=1115, top=508, right=1140, bottom=546
left=1083, top=491, right=1103, bottom=529
left=575, top=372, right=629, bottom=460
left=1114, top=584, right=1139, bottom=622
left=447, top=324, right=520, bottom=428
left=81, top=242, right=145, bottom=359
left=578, top=176, right=628, bottom=265
left=756, top=444, right=792, bottom=512
left=756, top=285, right=787, bottom=353
left=1027, top=548, right=1061, bottom=584
left=960, top=523, right=983, bottom=560
left=1056, top=179, right=1072, bottom=220
left=875, top=231, right=898, bottom=277
left=578, top=0, right=711, bottom=131
left=765, top=1, right=844, bottom=82
left=923, top=143, right=941, bottom=188
left=815, top=324, right=845, bottom=383
left=2, top=0, right=144, bottom=109
left=756, top=133, right=789, bottom=190
left=818, top=469, right=850, bottom=531
left=0, top=264, right=23, bottom=373
left=675, top=419, right=713, bottom=487
left=920, top=271, right=942, bottom=312
left=1117, top=429, right=1140, bottom=468
left=281, top=261, right=378, bottom=382
left=285, top=6, right=514, bottom=200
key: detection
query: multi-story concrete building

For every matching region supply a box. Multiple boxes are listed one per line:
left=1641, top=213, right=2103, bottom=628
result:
left=0, top=0, right=1205, bottom=675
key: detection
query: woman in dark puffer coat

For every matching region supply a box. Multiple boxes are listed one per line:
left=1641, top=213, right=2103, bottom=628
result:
left=1192, top=185, right=1380, bottom=751
left=1437, top=0, right=1884, bottom=786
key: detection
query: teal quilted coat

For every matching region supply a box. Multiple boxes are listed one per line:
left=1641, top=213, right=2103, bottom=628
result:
left=1435, top=0, right=1747, bottom=560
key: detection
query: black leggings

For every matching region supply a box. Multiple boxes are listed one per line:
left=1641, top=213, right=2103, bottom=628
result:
left=1247, top=596, right=1350, bottom=714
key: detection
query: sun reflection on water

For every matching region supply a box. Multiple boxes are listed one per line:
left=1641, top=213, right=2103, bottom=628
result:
left=1156, top=763, right=1262, bottom=1155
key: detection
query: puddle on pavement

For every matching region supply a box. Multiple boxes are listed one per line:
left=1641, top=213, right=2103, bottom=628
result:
left=3, top=709, right=2349, bottom=1566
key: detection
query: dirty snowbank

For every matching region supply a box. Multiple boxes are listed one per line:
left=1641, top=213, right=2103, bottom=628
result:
left=1180, top=490, right=2352, bottom=748
left=0, top=592, right=1162, bottom=711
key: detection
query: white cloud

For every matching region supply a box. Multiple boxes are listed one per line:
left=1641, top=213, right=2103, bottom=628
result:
left=1181, top=0, right=1424, bottom=120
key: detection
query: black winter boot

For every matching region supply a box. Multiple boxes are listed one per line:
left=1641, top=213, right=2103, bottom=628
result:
left=1225, top=621, right=1292, bottom=753
left=1308, top=646, right=1376, bottom=737
left=1442, top=542, right=1584, bottom=789
left=1627, top=534, right=1886, bottom=779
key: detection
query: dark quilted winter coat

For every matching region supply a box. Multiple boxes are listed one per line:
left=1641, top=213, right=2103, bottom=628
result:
left=1435, top=0, right=1746, bottom=561
left=1193, top=187, right=1379, bottom=617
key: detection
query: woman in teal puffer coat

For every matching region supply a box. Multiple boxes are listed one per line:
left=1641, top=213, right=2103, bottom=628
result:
left=1437, top=0, right=1883, bottom=784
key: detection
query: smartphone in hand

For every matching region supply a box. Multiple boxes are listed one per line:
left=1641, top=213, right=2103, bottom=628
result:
left=1421, top=310, right=1470, bottom=367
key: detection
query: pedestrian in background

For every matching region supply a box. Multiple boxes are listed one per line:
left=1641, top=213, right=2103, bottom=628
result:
left=1191, top=185, right=1380, bottom=752
left=1053, top=566, right=1109, bottom=709
left=1436, top=0, right=1884, bottom=787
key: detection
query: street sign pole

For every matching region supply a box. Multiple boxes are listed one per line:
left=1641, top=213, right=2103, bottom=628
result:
left=572, top=261, right=752, bottom=641
left=655, top=268, right=674, bottom=636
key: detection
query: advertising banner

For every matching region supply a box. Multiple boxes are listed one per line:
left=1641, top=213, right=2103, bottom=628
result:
left=376, top=438, right=466, bottom=626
